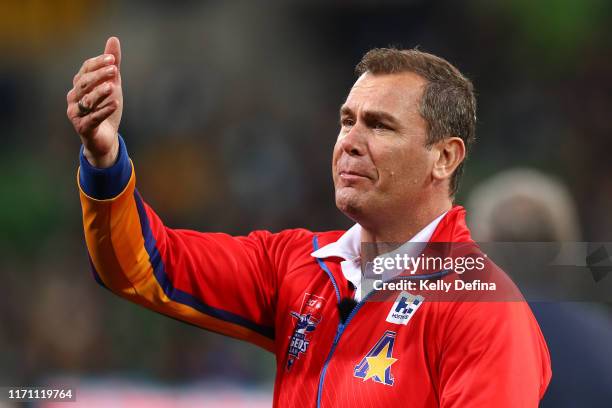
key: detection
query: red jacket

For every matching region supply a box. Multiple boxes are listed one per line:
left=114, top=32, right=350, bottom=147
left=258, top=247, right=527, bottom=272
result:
left=78, top=136, right=551, bottom=407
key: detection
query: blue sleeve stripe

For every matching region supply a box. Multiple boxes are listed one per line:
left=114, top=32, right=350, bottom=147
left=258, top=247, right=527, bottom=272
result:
left=133, top=189, right=276, bottom=340
left=79, top=135, right=132, bottom=200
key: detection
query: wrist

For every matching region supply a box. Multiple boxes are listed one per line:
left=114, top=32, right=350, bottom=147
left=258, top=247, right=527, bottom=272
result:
left=79, top=134, right=132, bottom=200
left=83, top=138, right=120, bottom=169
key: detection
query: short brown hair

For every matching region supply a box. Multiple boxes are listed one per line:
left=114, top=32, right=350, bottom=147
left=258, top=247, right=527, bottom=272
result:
left=356, top=48, right=476, bottom=196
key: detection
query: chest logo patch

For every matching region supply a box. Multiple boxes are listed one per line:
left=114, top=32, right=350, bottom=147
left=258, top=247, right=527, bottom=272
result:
left=354, top=330, right=398, bottom=386
left=386, top=291, right=424, bottom=325
left=286, top=292, right=326, bottom=371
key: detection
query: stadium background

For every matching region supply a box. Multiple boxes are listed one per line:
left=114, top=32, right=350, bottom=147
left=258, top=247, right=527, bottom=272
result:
left=1, top=0, right=611, bottom=406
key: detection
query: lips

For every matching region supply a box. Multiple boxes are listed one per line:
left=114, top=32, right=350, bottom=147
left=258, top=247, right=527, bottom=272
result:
left=336, top=157, right=374, bottom=182
left=338, top=168, right=373, bottom=182
left=339, top=170, right=368, bottom=178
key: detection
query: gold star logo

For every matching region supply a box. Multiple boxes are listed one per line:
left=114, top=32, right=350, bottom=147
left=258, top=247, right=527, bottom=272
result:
left=363, top=343, right=397, bottom=383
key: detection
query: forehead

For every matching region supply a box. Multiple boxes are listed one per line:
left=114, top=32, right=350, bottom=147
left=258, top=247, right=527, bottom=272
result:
left=343, top=72, right=426, bottom=117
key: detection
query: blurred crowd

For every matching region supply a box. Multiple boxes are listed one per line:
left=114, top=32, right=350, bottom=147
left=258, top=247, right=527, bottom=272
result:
left=1, top=0, right=611, bottom=403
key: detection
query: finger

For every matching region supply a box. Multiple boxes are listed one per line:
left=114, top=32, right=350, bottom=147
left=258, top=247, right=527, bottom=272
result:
left=80, top=82, right=114, bottom=111
left=67, top=88, right=77, bottom=104
left=104, top=37, right=121, bottom=80
left=73, top=54, right=115, bottom=86
left=67, top=88, right=115, bottom=122
left=73, top=65, right=117, bottom=101
left=81, top=103, right=118, bottom=131
left=104, top=37, right=121, bottom=69
left=67, top=100, right=95, bottom=121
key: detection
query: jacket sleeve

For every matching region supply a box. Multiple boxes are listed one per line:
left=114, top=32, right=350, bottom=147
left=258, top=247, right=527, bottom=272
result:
left=77, top=136, right=278, bottom=352
left=438, top=300, right=552, bottom=407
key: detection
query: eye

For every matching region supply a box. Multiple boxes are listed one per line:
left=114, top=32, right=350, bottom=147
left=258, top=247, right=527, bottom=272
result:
left=341, top=117, right=355, bottom=127
left=373, top=122, right=390, bottom=130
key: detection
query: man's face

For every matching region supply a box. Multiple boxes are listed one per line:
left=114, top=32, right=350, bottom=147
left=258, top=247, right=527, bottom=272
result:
left=332, top=71, right=435, bottom=223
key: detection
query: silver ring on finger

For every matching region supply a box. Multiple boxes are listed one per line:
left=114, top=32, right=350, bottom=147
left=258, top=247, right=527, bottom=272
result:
left=77, top=99, right=92, bottom=116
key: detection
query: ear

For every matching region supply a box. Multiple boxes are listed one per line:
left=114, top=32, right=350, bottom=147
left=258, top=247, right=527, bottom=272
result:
left=431, top=137, right=465, bottom=183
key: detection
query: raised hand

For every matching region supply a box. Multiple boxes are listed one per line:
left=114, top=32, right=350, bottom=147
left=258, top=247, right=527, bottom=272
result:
left=67, top=36, right=123, bottom=168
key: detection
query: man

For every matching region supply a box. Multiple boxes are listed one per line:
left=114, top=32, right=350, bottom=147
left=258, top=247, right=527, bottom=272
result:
left=67, top=37, right=551, bottom=407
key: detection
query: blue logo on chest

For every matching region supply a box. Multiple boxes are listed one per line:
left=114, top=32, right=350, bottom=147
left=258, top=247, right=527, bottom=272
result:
left=286, top=293, right=326, bottom=370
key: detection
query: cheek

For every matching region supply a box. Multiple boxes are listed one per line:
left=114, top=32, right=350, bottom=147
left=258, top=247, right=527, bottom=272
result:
left=369, top=143, right=398, bottom=178
left=375, top=144, right=430, bottom=186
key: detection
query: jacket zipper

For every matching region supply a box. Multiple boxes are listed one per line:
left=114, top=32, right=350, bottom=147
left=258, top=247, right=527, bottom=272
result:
left=314, top=234, right=376, bottom=408
left=312, top=235, right=452, bottom=407
left=316, top=281, right=375, bottom=408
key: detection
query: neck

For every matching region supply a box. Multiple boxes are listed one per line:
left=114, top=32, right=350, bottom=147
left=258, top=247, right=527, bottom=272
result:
left=360, top=198, right=452, bottom=244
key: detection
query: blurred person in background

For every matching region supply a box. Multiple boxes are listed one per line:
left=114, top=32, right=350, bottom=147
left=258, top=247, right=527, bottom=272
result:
left=67, top=37, right=550, bottom=407
left=467, top=167, right=612, bottom=408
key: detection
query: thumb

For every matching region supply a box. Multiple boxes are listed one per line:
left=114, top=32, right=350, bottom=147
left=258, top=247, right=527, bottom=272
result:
left=104, top=36, right=122, bottom=70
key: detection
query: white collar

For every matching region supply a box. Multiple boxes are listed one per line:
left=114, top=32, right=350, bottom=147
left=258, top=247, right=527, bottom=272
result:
left=311, top=212, right=447, bottom=261
left=311, top=212, right=447, bottom=300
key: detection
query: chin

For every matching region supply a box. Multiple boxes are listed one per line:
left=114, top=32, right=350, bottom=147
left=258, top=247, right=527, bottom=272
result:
left=335, top=189, right=365, bottom=221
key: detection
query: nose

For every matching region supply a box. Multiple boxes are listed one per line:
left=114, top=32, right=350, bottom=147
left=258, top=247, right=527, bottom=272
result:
left=338, top=123, right=367, bottom=157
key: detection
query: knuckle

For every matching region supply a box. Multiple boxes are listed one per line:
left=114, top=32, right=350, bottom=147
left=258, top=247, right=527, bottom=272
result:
left=66, top=89, right=74, bottom=102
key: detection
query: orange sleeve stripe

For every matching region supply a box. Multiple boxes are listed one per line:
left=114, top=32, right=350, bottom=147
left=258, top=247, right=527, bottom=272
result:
left=78, top=165, right=275, bottom=352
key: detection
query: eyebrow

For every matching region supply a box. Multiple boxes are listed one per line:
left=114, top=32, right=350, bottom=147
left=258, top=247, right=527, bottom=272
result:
left=339, top=105, right=401, bottom=127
